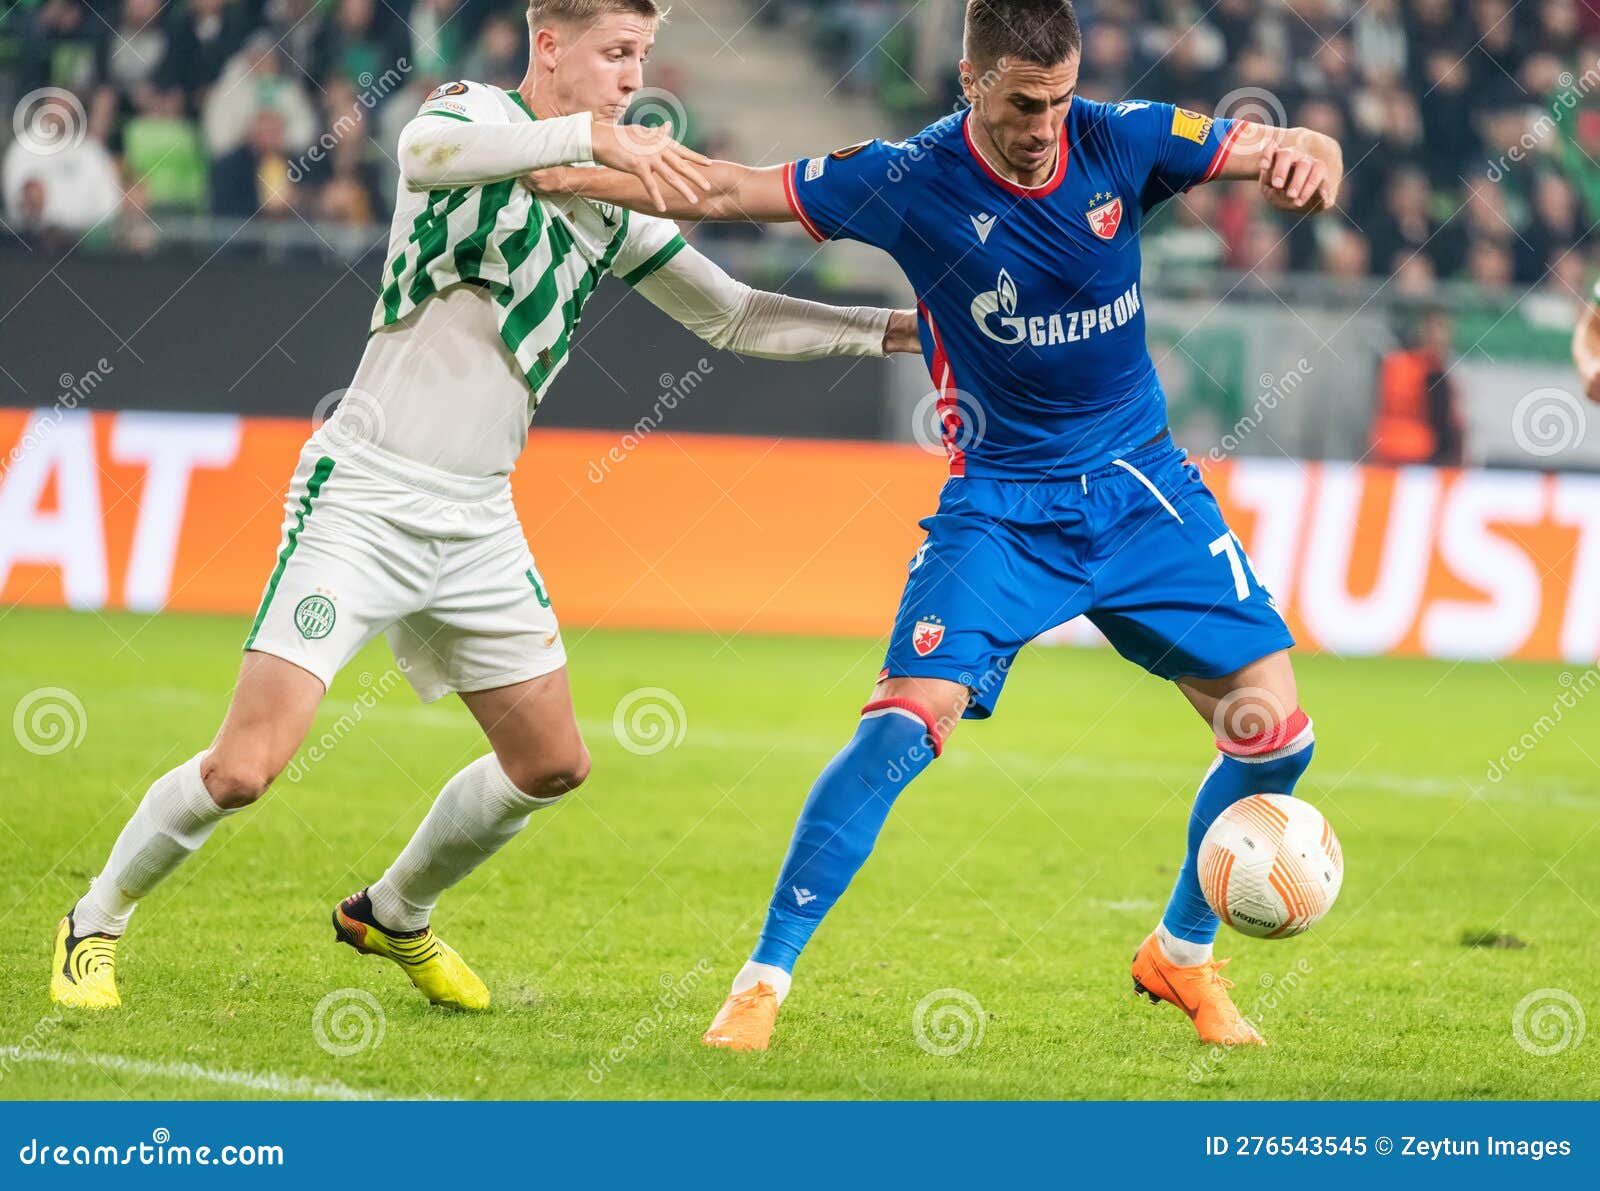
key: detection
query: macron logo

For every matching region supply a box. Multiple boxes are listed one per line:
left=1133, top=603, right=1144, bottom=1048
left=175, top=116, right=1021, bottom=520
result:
left=792, top=886, right=817, bottom=907
left=970, top=212, right=996, bottom=244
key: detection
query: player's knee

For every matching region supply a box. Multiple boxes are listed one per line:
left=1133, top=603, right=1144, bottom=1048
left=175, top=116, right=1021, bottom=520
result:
left=200, top=751, right=282, bottom=808
left=504, top=745, right=590, bottom=800
left=1217, top=706, right=1315, bottom=788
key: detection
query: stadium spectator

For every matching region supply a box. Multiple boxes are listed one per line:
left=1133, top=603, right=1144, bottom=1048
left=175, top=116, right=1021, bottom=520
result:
left=210, top=107, right=297, bottom=220
left=461, top=12, right=526, bottom=90
left=409, top=0, right=472, bottom=77
left=121, top=87, right=208, bottom=212
left=1370, top=310, right=1463, bottom=467
left=164, top=0, right=248, bottom=95
left=313, top=0, right=409, bottom=88
left=104, top=0, right=172, bottom=100
left=2, top=91, right=122, bottom=234
left=17, top=0, right=102, bottom=95
left=203, top=34, right=317, bottom=158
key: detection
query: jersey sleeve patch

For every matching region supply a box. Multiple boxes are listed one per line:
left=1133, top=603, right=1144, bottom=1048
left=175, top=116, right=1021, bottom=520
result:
left=427, top=82, right=469, bottom=101
left=1170, top=108, right=1215, bottom=145
left=829, top=142, right=872, bottom=160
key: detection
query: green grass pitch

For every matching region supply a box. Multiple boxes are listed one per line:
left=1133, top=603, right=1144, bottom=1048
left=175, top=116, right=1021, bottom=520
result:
left=1, top=606, right=1596, bottom=1100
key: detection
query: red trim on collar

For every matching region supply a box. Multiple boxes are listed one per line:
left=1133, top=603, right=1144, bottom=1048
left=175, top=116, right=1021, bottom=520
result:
left=962, top=111, right=1069, bottom=199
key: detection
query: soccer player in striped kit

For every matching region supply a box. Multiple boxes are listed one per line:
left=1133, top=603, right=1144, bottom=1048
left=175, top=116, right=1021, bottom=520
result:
left=50, top=0, right=919, bottom=1012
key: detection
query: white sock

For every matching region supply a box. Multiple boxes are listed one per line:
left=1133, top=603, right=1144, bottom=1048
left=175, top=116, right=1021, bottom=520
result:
left=73, top=752, right=237, bottom=937
left=1156, top=921, right=1214, bottom=967
left=731, top=960, right=793, bottom=1004
left=367, top=754, right=559, bottom=932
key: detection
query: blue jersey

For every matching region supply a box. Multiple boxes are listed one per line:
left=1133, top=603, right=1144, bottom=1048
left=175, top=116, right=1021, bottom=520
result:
left=786, top=99, right=1242, bottom=478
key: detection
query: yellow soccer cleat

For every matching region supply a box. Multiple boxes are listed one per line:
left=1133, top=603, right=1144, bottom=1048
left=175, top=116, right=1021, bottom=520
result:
left=1131, top=932, right=1264, bottom=1046
left=50, top=915, right=121, bottom=1010
left=332, top=891, right=489, bottom=1012
left=702, top=982, right=781, bottom=1051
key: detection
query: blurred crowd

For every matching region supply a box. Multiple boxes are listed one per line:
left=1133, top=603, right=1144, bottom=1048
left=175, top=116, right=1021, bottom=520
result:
left=0, top=0, right=701, bottom=251
left=7, top=0, right=1600, bottom=300
left=759, top=0, right=1600, bottom=300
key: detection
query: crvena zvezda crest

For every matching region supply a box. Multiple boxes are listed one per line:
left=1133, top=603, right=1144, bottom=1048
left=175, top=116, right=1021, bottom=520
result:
left=1086, top=193, right=1123, bottom=240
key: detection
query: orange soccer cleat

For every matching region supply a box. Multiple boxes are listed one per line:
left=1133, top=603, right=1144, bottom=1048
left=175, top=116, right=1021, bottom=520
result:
left=1131, top=933, right=1264, bottom=1046
left=702, top=982, right=781, bottom=1051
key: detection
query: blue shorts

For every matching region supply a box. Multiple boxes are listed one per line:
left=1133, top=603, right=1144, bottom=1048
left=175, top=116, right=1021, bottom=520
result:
left=882, top=438, right=1294, bottom=718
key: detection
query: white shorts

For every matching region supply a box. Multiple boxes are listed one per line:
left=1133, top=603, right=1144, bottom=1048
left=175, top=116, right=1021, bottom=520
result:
left=244, top=431, right=565, bottom=703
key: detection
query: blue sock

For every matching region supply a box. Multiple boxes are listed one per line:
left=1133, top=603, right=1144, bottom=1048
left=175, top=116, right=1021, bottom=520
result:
left=750, top=701, right=940, bottom=972
left=1161, top=713, right=1315, bottom=944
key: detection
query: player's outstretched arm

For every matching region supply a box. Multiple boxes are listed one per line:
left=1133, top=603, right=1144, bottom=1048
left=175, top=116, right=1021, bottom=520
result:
left=1572, top=300, right=1600, bottom=404
left=636, top=242, right=918, bottom=358
left=526, top=159, right=797, bottom=223
left=1212, top=125, right=1343, bottom=215
left=399, top=111, right=710, bottom=210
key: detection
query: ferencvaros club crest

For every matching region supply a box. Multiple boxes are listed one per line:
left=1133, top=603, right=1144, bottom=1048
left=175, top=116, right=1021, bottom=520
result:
left=912, top=615, right=945, bottom=657
left=1086, top=191, right=1123, bottom=241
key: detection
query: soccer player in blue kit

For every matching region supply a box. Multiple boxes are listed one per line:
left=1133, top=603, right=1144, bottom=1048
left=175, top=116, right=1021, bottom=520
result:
left=531, top=0, right=1342, bottom=1050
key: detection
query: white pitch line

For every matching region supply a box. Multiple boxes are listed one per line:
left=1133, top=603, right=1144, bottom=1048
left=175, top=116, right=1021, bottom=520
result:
left=109, top=687, right=1600, bottom=810
left=0, top=1047, right=444, bottom=1102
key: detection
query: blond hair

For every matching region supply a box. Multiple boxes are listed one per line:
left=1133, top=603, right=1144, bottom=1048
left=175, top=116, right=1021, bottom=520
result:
left=527, top=0, right=666, bottom=30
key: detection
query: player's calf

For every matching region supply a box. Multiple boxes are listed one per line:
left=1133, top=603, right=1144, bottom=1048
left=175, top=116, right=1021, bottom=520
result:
left=705, top=689, right=956, bottom=1051
left=1160, top=706, right=1316, bottom=957
left=1136, top=699, right=1314, bottom=1046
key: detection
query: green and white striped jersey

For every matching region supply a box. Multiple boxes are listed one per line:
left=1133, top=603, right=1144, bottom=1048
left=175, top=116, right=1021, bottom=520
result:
left=372, top=80, right=689, bottom=401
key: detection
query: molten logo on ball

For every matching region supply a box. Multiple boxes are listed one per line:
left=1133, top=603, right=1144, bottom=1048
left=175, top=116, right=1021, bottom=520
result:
left=1198, top=794, right=1343, bottom=938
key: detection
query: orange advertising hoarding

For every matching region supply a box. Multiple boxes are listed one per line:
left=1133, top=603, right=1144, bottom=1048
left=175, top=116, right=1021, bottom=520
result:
left=1, top=409, right=1595, bottom=663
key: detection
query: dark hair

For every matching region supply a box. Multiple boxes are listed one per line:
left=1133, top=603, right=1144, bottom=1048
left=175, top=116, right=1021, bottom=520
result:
left=964, top=0, right=1081, bottom=68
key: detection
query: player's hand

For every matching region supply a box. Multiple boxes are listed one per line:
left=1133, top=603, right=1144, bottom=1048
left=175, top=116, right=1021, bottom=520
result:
left=883, top=310, right=920, bottom=355
left=1257, top=144, right=1334, bottom=214
left=590, top=121, right=712, bottom=212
